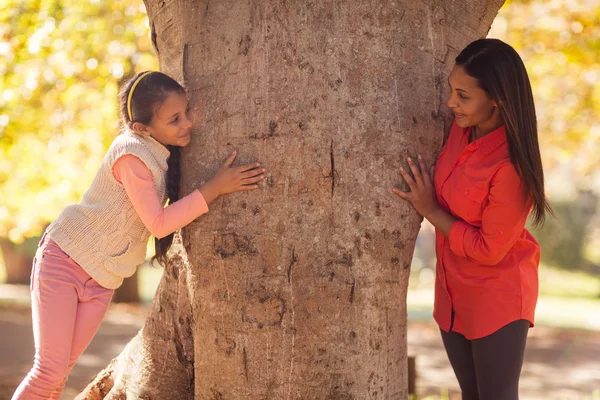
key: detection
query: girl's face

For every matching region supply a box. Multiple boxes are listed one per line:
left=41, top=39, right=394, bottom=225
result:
left=144, top=92, right=192, bottom=147
left=447, top=64, right=501, bottom=135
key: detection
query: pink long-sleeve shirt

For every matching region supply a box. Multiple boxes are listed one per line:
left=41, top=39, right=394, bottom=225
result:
left=45, top=154, right=208, bottom=267
left=112, top=154, right=208, bottom=239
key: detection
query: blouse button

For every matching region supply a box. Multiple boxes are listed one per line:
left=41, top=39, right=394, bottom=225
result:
left=465, top=189, right=469, bottom=194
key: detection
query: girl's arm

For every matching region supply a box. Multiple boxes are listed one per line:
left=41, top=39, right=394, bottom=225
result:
left=114, top=152, right=265, bottom=239
left=196, top=151, right=265, bottom=204
left=113, top=154, right=208, bottom=239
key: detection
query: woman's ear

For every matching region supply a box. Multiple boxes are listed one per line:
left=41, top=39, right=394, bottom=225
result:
left=132, top=122, right=151, bottom=137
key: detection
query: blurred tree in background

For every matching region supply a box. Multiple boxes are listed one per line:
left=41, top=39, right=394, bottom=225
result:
left=489, top=0, right=600, bottom=271
left=0, top=0, right=156, bottom=288
left=532, top=190, right=598, bottom=272
left=0, top=0, right=157, bottom=244
left=490, top=0, right=600, bottom=183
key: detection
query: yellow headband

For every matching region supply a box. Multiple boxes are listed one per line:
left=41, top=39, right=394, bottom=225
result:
left=127, top=71, right=153, bottom=121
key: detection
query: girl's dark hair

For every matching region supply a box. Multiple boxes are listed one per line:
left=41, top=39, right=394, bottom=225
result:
left=456, top=38, right=552, bottom=226
left=118, top=71, right=186, bottom=265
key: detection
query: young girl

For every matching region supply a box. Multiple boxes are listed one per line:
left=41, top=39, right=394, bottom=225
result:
left=393, top=39, right=551, bottom=399
left=13, top=71, right=266, bottom=399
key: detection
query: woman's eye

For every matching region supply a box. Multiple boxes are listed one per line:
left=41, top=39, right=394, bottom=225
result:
left=458, top=93, right=468, bottom=100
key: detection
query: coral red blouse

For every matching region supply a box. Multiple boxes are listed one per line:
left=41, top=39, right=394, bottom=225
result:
left=433, top=121, right=540, bottom=339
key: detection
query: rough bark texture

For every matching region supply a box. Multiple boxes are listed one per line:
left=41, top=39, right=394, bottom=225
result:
left=77, top=243, right=195, bottom=399
left=79, top=1, right=503, bottom=399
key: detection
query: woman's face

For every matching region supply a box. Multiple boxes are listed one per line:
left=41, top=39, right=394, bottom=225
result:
left=447, top=64, right=500, bottom=134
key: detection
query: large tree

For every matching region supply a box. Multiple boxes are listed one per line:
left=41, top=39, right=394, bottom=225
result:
left=78, top=1, right=503, bottom=398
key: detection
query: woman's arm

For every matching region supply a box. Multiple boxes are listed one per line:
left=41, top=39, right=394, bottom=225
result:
left=392, top=155, right=457, bottom=235
left=393, top=156, right=531, bottom=265
left=447, top=164, right=532, bottom=265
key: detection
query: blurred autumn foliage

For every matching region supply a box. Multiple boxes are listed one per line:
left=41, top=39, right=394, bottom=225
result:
left=488, top=0, right=600, bottom=269
left=0, top=0, right=157, bottom=243
left=0, top=0, right=598, bottom=270
left=490, top=0, right=600, bottom=183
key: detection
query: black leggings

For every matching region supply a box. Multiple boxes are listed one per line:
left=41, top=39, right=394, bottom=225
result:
left=440, top=319, right=529, bottom=400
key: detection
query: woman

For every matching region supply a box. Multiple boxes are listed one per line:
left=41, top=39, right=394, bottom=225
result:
left=393, top=38, right=552, bottom=400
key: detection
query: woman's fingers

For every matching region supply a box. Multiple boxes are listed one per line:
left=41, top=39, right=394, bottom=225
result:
left=407, top=157, right=424, bottom=187
left=417, top=155, right=431, bottom=186
left=392, top=188, right=411, bottom=201
left=399, top=166, right=416, bottom=190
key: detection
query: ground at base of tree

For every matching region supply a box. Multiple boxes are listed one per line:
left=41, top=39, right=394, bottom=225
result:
left=408, top=320, right=600, bottom=400
left=0, top=284, right=599, bottom=400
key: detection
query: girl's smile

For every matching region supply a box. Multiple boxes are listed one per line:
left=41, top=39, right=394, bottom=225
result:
left=144, top=92, right=193, bottom=147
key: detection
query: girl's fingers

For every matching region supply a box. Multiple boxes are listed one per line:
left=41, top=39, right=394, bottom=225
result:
left=223, top=151, right=237, bottom=167
left=239, top=184, right=260, bottom=191
left=242, top=168, right=266, bottom=178
left=242, top=174, right=265, bottom=184
left=237, top=163, right=262, bottom=173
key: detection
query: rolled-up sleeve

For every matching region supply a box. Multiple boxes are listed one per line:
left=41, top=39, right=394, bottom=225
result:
left=112, top=154, right=209, bottom=239
left=448, top=163, right=532, bottom=265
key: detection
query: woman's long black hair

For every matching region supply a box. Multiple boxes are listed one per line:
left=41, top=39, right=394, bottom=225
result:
left=118, top=71, right=185, bottom=265
left=456, top=39, right=552, bottom=226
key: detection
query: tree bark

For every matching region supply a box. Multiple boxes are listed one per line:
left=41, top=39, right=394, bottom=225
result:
left=79, top=1, right=503, bottom=398
left=112, top=271, right=140, bottom=303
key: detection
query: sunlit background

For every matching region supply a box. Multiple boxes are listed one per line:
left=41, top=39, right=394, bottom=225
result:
left=0, top=0, right=598, bottom=399
left=410, top=0, right=600, bottom=324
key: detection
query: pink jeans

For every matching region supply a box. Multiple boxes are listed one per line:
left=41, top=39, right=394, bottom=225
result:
left=12, top=234, right=114, bottom=400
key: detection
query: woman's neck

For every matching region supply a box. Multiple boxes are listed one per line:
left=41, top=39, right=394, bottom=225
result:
left=470, top=120, right=503, bottom=143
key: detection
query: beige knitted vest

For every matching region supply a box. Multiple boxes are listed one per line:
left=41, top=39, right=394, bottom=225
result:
left=46, top=131, right=170, bottom=289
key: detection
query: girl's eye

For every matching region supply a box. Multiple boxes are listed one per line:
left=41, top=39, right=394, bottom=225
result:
left=170, top=116, right=179, bottom=124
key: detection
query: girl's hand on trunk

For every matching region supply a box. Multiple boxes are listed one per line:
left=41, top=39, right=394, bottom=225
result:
left=200, top=151, right=265, bottom=204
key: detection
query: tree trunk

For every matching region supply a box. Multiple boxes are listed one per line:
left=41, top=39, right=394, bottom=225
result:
left=79, top=1, right=503, bottom=398
left=112, top=271, right=140, bottom=303
left=0, top=237, right=37, bottom=284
